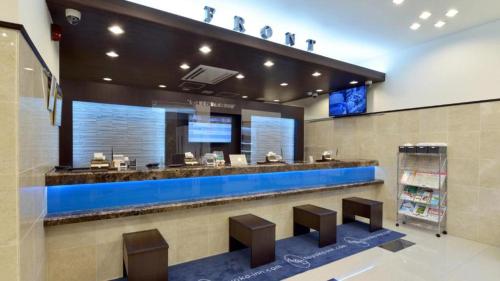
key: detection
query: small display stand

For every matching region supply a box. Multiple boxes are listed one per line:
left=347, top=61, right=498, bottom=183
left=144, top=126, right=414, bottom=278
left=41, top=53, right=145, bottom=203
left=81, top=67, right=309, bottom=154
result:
left=396, top=145, right=448, bottom=237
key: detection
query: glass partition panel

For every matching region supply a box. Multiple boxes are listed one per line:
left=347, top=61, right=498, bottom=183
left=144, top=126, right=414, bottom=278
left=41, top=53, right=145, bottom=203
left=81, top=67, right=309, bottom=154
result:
left=72, top=101, right=166, bottom=167
left=241, top=109, right=295, bottom=164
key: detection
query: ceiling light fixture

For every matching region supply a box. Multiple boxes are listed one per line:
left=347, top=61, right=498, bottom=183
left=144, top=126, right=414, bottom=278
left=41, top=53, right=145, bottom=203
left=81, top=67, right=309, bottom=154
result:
left=419, top=11, right=432, bottom=20
left=199, top=45, right=212, bottom=54
left=312, top=71, right=322, bottom=77
left=236, top=74, right=245, bottom=79
left=350, top=80, right=359, bottom=85
left=273, top=99, right=280, bottom=102
left=393, top=0, right=405, bottom=5
left=103, top=77, right=112, bottom=81
left=242, top=95, right=248, bottom=99
left=410, top=23, right=421, bottom=30
left=264, top=60, right=274, bottom=67
left=158, top=84, right=167, bottom=88
left=23, top=67, right=34, bottom=71
left=106, top=51, right=119, bottom=58
left=435, top=20, right=446, bottom=28
left=316, top=89, right=323, bottom=93
left=108, top=25, right=124, bottom=35
left=280, top=82, right=288, bottom=86
left=180, top=63, right=190, bottom=70
left=446, top=9, right=459, bottom=18
left=1, top=32, right=7, bottom=37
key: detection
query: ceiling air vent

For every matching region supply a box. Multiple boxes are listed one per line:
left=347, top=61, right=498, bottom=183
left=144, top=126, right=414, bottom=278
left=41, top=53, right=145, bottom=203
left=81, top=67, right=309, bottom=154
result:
left=178, top=81, right=205, bottom=91
left=182, top=65, right=238, bottom=85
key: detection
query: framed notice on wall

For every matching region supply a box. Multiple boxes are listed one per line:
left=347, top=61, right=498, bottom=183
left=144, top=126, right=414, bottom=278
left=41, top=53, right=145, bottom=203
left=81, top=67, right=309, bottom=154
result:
left=53, top=84, right=63, bottom=127
left=48, top=75, right=57, bottom=112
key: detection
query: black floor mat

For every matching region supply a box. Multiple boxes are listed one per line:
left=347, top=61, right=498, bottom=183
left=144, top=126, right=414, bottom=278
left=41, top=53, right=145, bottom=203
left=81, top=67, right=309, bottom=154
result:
left=378, top=238, right=415, bottom=252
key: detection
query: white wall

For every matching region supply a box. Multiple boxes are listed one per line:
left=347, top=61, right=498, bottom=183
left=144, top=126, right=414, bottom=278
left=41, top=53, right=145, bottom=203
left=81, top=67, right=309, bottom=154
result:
left=288, top=20, right=500, bottom=120
left=0, top=0, right=59, bottom=79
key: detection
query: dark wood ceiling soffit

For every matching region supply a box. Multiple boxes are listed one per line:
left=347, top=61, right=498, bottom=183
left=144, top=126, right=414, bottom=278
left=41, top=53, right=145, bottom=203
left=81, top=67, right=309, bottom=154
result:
left=47, top=0, right=385, bottom=103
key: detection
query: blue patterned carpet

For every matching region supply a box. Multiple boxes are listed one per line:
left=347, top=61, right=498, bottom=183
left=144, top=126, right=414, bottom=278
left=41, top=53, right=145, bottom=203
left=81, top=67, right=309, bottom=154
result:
left=115, top=222, right=404, bottom=281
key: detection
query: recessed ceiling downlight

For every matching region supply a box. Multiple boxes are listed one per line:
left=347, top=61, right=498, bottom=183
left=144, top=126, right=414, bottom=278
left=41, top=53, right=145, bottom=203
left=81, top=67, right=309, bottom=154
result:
left=273, top=99, right=280, bottom=102
left=435, top=20, right=446, bottom=28
left=242, top=95, right=248, bottom=99
left=316, top=89, right=323, bottom=93
left=410, top=23, right=421, bottom=30
left=180, top=63, right=190, bottom=70
left=419, top=11, right=432, bottom=20
left=103, top=77, right=112, bottom=81
left=312, top=71, right=322, bottom=77
left=446, top=9, right=459, bottom=18
left=199, top=45, right=212, bottom=54
left=108, top=25, right=124, bottom=35
left=236, top=74, right=245, bottom=79
left=350, top=80, right=359, bottom=85
left=106, top=51, right=119, bottom=58
left=393, top=0, right=405, bottom=5
left=280, top=82, right=288, bottom=87
left=264, top=60, right=274, bottom=67
left=1, top=32, right=7, bottom=37
left=158, top=84, right=167, bottom=88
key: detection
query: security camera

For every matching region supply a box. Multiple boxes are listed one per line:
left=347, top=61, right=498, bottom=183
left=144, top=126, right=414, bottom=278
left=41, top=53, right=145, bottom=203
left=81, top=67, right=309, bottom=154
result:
left=65, top=8, right=81, bottom=25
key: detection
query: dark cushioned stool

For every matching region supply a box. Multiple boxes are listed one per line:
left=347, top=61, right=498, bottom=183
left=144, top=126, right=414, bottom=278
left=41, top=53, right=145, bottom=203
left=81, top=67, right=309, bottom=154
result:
left=293, top=204, right=337, bottom=247
left=342, top=197, right=383, bottom=232
left=123, top=229, right=169, bottom=281
left=229, top=214, right=276, bottom=268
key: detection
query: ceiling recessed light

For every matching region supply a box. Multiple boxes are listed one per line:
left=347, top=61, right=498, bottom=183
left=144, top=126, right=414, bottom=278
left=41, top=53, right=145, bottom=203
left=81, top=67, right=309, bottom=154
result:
left=108, top=25, right=124, bottom=35
left=312, top=71, right=322, bottom=77
left=410, top=23, right=421, bottom=30
left=158, top=84, right=167, bottom=88
left=103, top=77, right=112, bottom=81
left=350, top=80, right=359, bottom=85
left=106, top=51, right=119, bottom=58
left=446, top=9, right=459, bottom=18
left=1, top=32, right=7, bottom=37
left=264, top=60, right=274, bottom=67
left=393, top=0, right=405, bottom=5
left=273, top=99, right=280, bottom=102
left=180, top=63, right=190, bottom=70
left=242, top=95, right=248, bottom=99
left=419, top=11, right=432, bottom=20
left=435, top=20, right=446, bottom=28
left=280, top=82, right=288, bottom=87
left=23, top=67, right=34, bottom=71
left=316, top=89, right=323, bottom=93
left=236, top=74, right=245, bottom=79
left=199, top=45, right=212, bottom=54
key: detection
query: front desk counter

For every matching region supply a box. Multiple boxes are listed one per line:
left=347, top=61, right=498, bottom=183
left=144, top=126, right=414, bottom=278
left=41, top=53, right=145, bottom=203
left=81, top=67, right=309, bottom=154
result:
left=44, top=160, right=384, bottom=280
left=44, top=160, right=383, bottom=226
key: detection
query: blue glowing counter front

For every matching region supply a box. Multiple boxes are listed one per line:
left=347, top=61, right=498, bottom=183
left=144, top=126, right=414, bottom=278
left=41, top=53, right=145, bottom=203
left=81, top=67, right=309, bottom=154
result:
left=45, top=165, right=382, bottom=225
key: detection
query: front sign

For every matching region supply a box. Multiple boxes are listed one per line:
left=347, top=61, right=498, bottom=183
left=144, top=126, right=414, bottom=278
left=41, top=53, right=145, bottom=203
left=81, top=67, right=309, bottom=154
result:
left=204, top=6, right=315, bottom=52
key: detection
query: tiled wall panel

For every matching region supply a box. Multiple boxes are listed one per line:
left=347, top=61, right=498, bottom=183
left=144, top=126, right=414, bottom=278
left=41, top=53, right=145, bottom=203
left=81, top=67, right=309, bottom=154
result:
left=304, top=102, right=500, bottom=247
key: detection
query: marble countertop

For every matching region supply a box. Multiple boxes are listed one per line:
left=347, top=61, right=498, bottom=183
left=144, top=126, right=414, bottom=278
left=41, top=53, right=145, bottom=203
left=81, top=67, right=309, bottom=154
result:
left=45, top=159, right=379, bottom=186
left=44, top=179, right=384, bottom=226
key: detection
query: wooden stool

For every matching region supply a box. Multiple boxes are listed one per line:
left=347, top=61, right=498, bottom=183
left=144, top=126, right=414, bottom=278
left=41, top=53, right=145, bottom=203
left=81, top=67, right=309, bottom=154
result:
left=342, top=197, right=383, bottom=232
left=293, top=204, right=337, bottom=247
left=123, top=229, right=169, bottom=281
left=229, top=214, right=276, bottom=268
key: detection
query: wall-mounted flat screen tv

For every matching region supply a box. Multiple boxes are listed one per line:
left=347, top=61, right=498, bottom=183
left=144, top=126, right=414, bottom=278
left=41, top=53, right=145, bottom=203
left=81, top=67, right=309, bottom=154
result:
left=188, top=115, right=232, bottom=143
left=329, top=85, right=367, bottom=117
